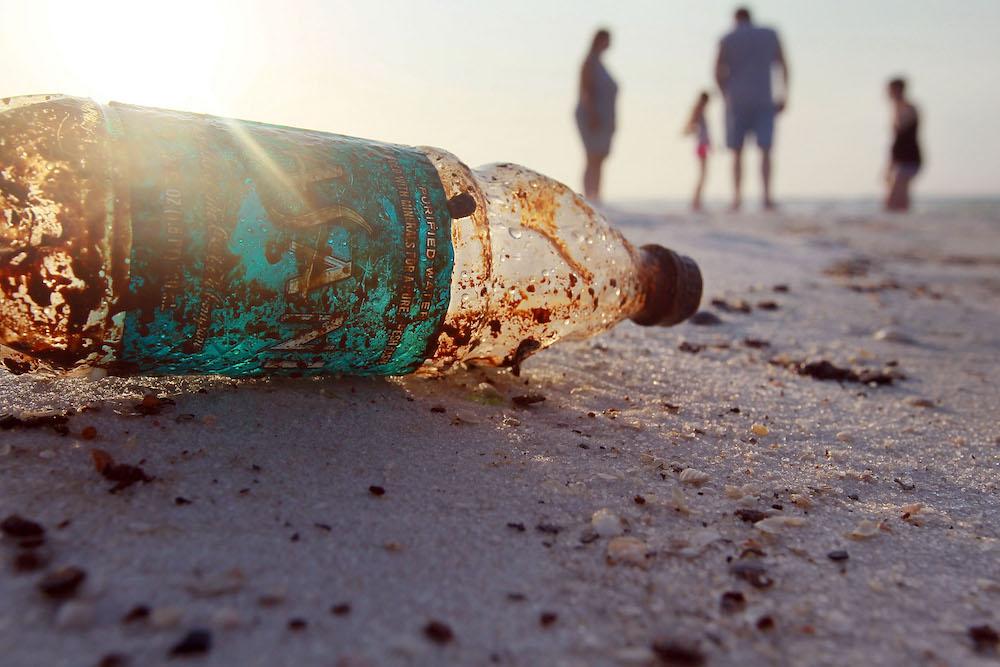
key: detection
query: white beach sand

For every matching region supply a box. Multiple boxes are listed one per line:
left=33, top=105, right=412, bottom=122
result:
left=1, top=201, right=999, bottom=666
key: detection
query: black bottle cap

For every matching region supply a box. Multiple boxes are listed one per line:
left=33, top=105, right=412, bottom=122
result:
left=446, top=192, right=477, bottom=219
left=629, top=245, right=703, bottom=327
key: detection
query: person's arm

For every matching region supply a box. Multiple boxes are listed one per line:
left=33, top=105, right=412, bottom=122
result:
left=714, top=42, right=728, bottom=97
left=775, top=35, right=789, bottom=112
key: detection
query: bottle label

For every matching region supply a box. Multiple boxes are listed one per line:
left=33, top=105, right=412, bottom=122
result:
left=107, top=104, right=453, bottom=375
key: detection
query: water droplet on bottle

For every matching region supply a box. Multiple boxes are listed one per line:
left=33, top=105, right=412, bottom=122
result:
left=460, top=293, right=471, bottom=308
left=460, top=270, right=469, bottom=281
left=508, top=226, right=523, bottom=239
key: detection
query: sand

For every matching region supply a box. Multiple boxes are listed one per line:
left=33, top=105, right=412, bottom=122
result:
left=1, top=202, right=999, bottom=666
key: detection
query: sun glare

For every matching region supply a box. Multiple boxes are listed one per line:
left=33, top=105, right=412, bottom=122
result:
left=43, top=0, right=236, bottom=112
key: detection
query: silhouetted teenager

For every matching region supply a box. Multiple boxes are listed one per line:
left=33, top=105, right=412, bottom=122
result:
left=886, top=78, right=922, bottom=212
left=684, top=91, right=712, bottom=211
left=576, top=29, right=618, bottom=202
left=715, top=7, right=788, bottom=211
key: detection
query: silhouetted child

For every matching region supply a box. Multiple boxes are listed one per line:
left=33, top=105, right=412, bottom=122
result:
left=684, top=91, right=711, bottom=211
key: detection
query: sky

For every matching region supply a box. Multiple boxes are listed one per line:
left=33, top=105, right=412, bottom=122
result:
left=1, top=0, right=998, bottom=201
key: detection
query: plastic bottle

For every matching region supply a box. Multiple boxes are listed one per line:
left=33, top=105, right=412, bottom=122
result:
left=0, top=95, right=701, bottom=377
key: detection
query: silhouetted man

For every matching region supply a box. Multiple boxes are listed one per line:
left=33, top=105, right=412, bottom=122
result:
left=715, top=7, right=789, bottom=211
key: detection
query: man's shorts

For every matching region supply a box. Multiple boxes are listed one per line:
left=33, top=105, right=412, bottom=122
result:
left=725, top=103, right=775, bottom=150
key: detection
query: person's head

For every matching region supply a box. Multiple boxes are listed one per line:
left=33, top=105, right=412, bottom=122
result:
left=696, top=91, right=710, bottom=110
left=591, top=29, right=611, bottom=54
left=734, top=7, right=752, bottom=24
left=888, top=77, right=907, bottom=102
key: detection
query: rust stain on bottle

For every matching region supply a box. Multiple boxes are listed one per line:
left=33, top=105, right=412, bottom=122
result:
left=0, top=96, right=118, bottom=372
left=509, top=174, right=595, bottom=283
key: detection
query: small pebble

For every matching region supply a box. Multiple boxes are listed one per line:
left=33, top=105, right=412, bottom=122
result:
left=904, top=396, right=935, bottom=408
left=873, top=327, right=916, bottom=344
left=590, top=509, right=623, bottom=537
left=730, top=561, right=774, bottom=589
left=846, top=519, right=882, bottom=540
left=606, top=536, right=648, bottom=566
left=539, top=612, right=558, bottom=627
left=150, top=606, right=183, bottom=629
left=835, top=431, right=853, bottom=443
left=55, top=600, right=95, bottom=630
left=211, top=607, right=242, bottom=630
left=750, top=423, right=769, bottom=437
left=679, top=468, right=710, bottom=486
left=754, top=515, right=806, bottom=534
left=827, top=550, right=850, bottom=562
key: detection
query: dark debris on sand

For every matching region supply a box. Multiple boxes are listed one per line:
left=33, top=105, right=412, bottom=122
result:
left=37, top=566, right=86, bottom=599
left=688, top=311, right=723, bottom=326
left=770, top=356, right=903, bottom=385
left=135, top=394, right=175, bottom=416
left=169, top=629, right=212, bottom=657
left=650, top=639, right=706, bottom=666
left=1, top=515, right=45, bottom=540
left=91, top=449, right=154, bottom=494
left=423, top=620, right=454, bottom=645
left=511, top=394, right=546, bottom=408
left=0, top=413, right=70, bottom=435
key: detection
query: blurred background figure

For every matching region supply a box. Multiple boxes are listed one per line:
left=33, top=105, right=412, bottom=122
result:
left=715, top=6, right=788, bottom=211
left=575, top=28, right=618, bottom=202
left=885, top=77, right=922, bottom=211
left=684, top=91, right=712, bottom=211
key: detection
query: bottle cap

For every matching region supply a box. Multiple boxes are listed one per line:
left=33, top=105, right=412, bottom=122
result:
left=629, top=244, right=702, bottom=327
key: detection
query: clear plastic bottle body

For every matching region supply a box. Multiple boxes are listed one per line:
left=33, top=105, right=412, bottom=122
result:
left=419, top=148, right=649, bottom=373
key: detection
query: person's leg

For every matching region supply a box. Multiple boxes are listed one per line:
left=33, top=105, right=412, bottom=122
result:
left=761, top=149, right=774, bottom=210
left=731, top=149, right=743, bottom=211
left=725, top=104, right=745, bottom=211
left=583, top=153, right=600, bottom=200
left=886, top=165, right=916, bottom=211
left=756, top=108, right=776, bottom=209
left=692, top=151, right=707, bottom=211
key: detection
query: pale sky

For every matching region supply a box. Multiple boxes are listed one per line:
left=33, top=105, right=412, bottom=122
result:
left=2, top=0, right=998, bottom=201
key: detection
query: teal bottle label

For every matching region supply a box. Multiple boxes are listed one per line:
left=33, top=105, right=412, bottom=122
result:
left=107, top=104, right=453, bottom=376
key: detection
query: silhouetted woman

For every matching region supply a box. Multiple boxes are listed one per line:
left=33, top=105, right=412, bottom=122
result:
left=575, top=29, right=618, bottom=202
left=885, top=77, right=922, bottom=211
